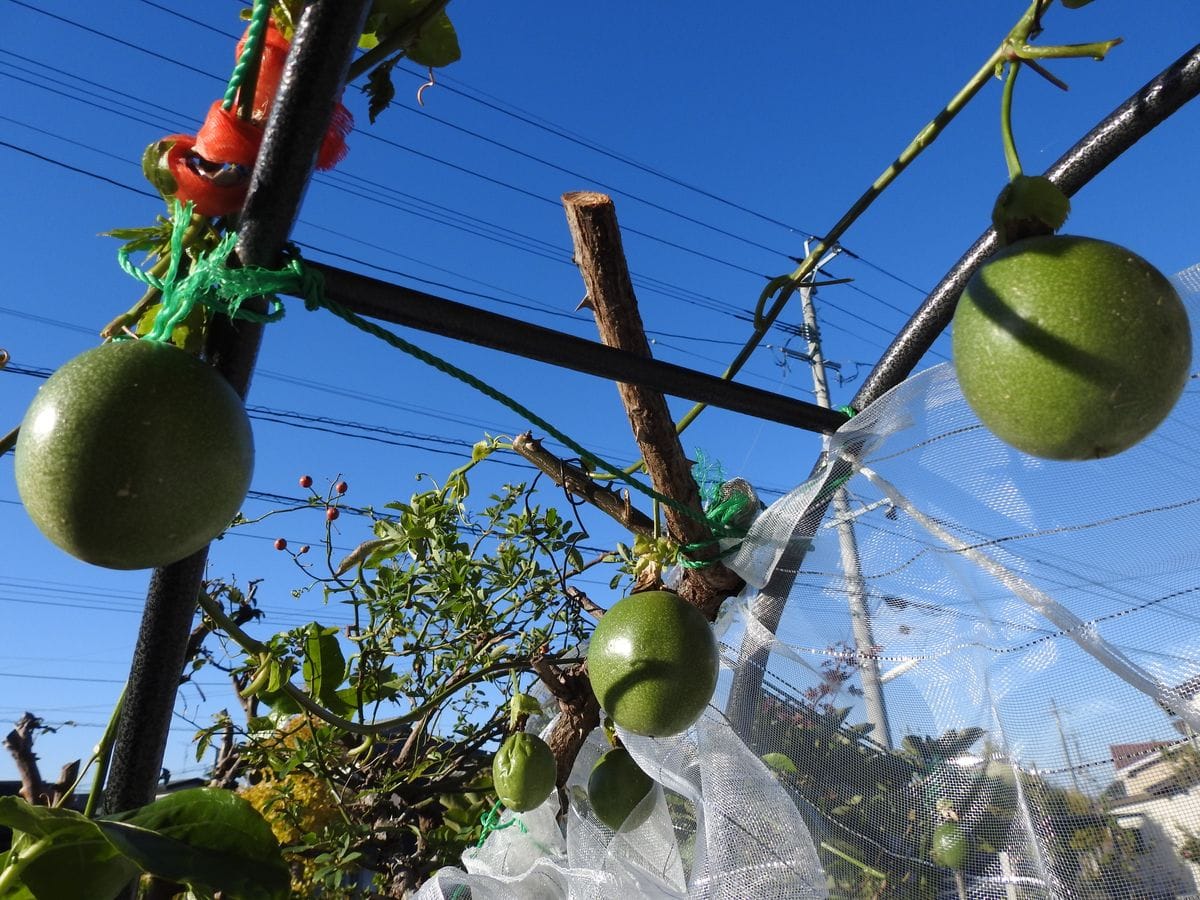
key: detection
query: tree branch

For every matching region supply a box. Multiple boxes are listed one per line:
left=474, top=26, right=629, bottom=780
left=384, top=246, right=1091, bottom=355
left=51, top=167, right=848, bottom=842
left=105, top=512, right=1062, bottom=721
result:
left=511, top=432, right=654, bottom=536
left=4, top=713, right=47, bottom=804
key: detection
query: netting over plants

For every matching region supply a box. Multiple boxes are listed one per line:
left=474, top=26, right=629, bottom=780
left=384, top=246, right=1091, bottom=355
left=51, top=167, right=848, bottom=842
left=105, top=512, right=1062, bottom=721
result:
left=417, top=266, right=1200, bottom=899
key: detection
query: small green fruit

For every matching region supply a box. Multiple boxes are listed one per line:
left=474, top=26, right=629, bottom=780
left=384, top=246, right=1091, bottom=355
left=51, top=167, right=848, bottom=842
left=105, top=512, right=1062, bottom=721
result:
left=587, top=747, right=654, bottom=831
left=15, top=340, right=254, bottom=569
left=492, top=733, right=556, bottom=813
left=953, top=235, right=1190, bottom=460
left=586, top=590, right=718, bottom=737
left=930, top=822, right=967, bottom=870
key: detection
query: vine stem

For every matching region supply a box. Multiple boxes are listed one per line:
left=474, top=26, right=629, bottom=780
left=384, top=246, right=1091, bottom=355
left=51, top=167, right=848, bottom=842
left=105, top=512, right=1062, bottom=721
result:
left=83, top=685, right=127, bottom=818
left=671, top=0, right=1069, bottom=435
left=196, top=588, right=577, bottom=736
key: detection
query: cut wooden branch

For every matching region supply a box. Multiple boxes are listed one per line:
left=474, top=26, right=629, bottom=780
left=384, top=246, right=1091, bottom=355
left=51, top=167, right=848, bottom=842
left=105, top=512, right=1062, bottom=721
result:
left=4, top=712, right=47, bottom=804
left=561, top=191, right=743, bottom=618
left=511, top=432, right=654, bottom=537
left=53, top=759, right=80, bottom=808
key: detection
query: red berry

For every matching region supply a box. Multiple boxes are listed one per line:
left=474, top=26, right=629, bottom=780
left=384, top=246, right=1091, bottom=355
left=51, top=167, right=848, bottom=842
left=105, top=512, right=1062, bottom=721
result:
left=274, top=537, right=288, bottom=551
left=335, top=481, right=349, bottom=495
left=326, top=507, right=340, bottom=522
left=299, top=545, right=310, bottom=555
left=299, top=475, right=313, bottom=489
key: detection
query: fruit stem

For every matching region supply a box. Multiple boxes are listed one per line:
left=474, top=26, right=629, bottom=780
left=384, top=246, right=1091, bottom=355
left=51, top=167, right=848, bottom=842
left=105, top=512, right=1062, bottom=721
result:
left=1001, top=61, right=1024, bottom=181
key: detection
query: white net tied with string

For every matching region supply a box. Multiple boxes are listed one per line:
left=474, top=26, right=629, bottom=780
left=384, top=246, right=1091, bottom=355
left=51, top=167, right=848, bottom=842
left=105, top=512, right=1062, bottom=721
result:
left=418, top=266, right=1200, bottom=899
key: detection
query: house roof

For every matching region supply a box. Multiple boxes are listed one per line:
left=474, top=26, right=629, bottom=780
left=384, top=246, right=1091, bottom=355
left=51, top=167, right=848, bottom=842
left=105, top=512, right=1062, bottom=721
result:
left=1110, top=741, right=1172, bottom=771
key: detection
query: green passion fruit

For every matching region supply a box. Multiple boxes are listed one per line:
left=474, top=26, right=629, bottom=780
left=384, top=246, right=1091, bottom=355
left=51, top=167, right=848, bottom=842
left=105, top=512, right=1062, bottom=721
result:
left=952, top=235, right=1190, bottom=461
left=491, top=732, right=556, bottom=812
left=15, top=340, right=254, bottom=569
left=586, top=590, right=718, bottom=737
left=587, top=747, right=655, bottom=831
left=930, top=821, right=967, bottom=870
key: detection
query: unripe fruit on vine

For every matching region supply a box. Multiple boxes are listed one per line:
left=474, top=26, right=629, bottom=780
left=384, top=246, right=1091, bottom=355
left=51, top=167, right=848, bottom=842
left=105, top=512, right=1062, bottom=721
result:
left=588, top=747, right=654, bottom=831
left=931, top=822, right=967, bottom=870
left=299, top=474, right=313, bottom=489
left=952, top=235, right=1190, bottom=460
left=586, top=590, right=719, bottom=737
left=274, top=538, right=287, bottom=551
left=15, top=340, right=253, bottom=569
left=492, top=733, right=556, bottom=812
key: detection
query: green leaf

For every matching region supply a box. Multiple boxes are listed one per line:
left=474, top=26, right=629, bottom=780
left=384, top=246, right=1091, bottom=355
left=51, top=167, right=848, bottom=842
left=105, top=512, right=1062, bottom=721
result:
left=0, top=798, right=139, bottom=900
left=407, top=12, right=461, bottom=68
left=1060, top=0, right=1095, bottom=7
left=302, top=623, right=347, bottom=707
left=103, top=789, right=289, bottom=900
left=760, top=752, right=799, bottom=775
left=141, top=138, right=179, bottom=200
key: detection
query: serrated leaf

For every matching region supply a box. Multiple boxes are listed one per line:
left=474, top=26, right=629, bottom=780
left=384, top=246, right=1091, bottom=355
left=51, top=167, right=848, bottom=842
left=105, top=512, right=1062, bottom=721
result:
left=103, top=789, right=289, bottom=900
left=407, top=11, right=461, bottom=68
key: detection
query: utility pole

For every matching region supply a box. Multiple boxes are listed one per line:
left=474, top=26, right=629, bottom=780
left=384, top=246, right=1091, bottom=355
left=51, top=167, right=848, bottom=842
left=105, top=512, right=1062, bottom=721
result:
left=797, top=244, right=893, bottom=748
left=1049, top=698, right=1083, bottom=795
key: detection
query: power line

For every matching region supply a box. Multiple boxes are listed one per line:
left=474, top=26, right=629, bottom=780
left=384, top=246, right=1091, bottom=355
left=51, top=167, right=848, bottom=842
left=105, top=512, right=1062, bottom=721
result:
left=0, top=57, right=913, bottom=356
left=2, top=4, right=931, bottom=330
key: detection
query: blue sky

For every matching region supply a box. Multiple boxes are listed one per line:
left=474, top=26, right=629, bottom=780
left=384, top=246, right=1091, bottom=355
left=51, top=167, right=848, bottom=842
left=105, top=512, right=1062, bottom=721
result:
left=1, top=1, right=1198, bottom=787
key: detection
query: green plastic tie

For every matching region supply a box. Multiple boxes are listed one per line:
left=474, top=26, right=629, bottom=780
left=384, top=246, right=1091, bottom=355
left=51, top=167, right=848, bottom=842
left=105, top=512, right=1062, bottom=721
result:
left=475, top=800, right=524, bottom=848
left=117, top=201, right=295, bottom=341
left=837, top=404, right=857, bottom=419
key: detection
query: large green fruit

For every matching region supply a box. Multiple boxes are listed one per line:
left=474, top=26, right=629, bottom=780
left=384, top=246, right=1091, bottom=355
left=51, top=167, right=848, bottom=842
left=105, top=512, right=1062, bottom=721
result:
left=587, top=747, right=654, bottom=831
left=491, top=733, right=556, bottom=813
left=930, top=822, right=967, bottom=870
left=952, top=235, right=1190, bottom=460
left=586, top=590, right=718, bottom=737
left=15, top=340, right=254, bottom=569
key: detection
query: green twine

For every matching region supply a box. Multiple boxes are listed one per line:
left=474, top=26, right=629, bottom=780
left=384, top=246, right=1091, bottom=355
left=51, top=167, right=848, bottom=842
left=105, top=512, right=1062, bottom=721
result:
left=118, top=201, right=297, bottom=340
left=475, top=800, right=525, bottom=848
left=222, top=0, right=272, bottom=112
left=678, top=486, right=754, bottom=569
left=305, top=286, right=706, bottom=525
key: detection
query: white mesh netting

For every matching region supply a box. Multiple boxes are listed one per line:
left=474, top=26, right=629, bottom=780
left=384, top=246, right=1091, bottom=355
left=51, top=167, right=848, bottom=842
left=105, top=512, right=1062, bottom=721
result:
left=418, top=265, right=1200, bottom=899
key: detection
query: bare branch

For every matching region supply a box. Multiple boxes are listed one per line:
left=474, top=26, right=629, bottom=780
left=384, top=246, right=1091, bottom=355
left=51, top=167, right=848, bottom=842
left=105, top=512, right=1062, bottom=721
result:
left=511, top=432, right=654, bottom=536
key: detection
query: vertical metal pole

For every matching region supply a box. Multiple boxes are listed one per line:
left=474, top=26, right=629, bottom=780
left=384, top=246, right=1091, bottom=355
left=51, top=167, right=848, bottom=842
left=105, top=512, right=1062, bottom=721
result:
left=103, top=0, right=372, bottom=815
left=797, top=252, right=893, bottom=748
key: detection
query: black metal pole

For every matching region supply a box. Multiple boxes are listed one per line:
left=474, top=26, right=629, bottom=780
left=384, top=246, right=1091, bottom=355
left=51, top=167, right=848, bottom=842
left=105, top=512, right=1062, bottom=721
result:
left=312, top=262, right=851, bottom=434
left=728, top=41, right=1200, bottom=736
left=103, top=0, right=372, bottom=815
